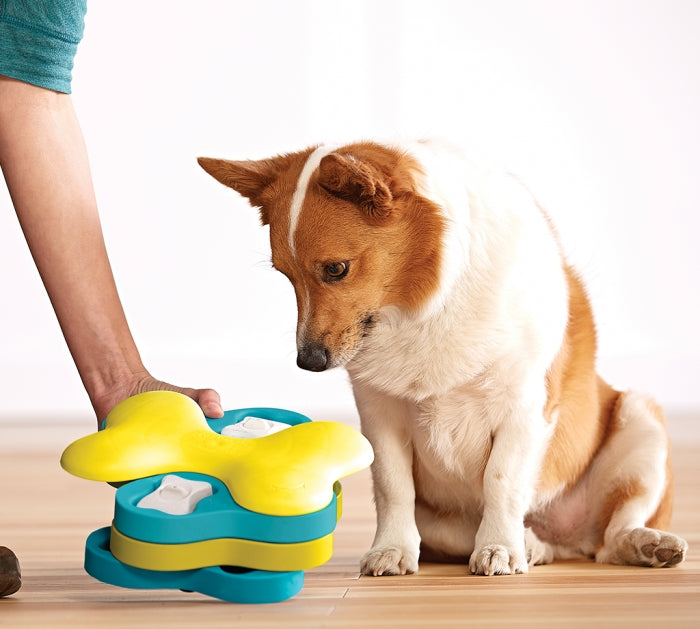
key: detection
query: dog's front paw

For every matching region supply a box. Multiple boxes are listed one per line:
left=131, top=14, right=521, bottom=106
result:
left=469, top=544, right=528, bottom=576
left=361, top=546, right=419, bottom=576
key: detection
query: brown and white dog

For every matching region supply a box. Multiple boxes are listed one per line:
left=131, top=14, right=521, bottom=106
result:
left=199, top=139, right=687, bottom=576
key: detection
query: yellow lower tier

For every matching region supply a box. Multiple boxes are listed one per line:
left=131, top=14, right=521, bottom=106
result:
left=109, top=525, right=335, bottom=573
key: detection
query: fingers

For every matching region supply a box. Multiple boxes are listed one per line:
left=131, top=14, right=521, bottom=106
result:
left=192, top=387, right=224, bottom=419
left=131, top=377, right=224, bottom=419
left=92, top=376, right=225, bottom=424
left=153, top=383, right=224, bottom=419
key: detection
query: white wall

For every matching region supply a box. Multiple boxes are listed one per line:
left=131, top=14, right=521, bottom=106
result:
left=1, top=0, right=698, bottom=422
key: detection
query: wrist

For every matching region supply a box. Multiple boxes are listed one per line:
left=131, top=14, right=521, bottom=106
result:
left=83, top=361, right=151, bottom=423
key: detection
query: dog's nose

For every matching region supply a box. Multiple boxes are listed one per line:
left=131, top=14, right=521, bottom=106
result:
left=297, top=344, right=329, bottom=372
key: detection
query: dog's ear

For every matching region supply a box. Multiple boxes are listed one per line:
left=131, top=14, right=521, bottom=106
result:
left=197, top=157, right=281, bottom=224
left=317, top=153, right=393, bottom=222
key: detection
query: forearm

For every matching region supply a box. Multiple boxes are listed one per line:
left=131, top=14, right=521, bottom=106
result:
left=0, top=78, right=149, bottom=414
left=0, top=77, right=223, bottom=422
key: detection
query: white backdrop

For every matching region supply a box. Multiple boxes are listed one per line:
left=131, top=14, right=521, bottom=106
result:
left=1, top=0, right=699, bottom=423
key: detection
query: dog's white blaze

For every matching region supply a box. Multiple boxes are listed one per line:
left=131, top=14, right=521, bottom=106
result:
left=296, top=282, right=311, bottom=346
left=288, top=144, right=337, bottom=255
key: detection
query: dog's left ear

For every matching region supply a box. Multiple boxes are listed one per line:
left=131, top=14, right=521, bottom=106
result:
left=317, top=153, right=393, bottom=222
left=197, top=157, right=282, bottom=223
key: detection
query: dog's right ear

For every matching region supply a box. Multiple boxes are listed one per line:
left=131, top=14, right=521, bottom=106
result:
left=317, top=153, right=393, bottom=223
left=197, top=157, right=280, bottom=224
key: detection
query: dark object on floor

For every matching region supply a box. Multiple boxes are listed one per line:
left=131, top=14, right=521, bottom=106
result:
left=0, top=546, right=21, bottom=597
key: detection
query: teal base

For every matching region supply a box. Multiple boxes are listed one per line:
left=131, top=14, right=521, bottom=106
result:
left=84, top=527, right=304, bottom=604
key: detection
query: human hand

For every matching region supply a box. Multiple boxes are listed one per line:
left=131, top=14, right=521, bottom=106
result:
left=92, top=374, right=223, bottom=426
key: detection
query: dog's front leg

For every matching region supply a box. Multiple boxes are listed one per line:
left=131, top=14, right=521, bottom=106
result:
left=352, top=381, right=421, bottom=576
left=469, top=402, right=547, bottom=576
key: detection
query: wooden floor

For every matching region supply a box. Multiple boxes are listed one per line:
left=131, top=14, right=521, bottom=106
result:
left=1, top=416, right=699, bottom=628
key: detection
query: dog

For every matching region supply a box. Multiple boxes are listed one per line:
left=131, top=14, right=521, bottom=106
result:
left=198, top=139, right=687, bottom=576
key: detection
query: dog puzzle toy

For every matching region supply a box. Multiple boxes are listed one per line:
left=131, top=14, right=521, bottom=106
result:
left=61, top=391, right=373, bottom=603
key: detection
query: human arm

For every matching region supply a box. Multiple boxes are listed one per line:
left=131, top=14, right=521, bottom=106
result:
left=0, top=76, right=223, bottom=423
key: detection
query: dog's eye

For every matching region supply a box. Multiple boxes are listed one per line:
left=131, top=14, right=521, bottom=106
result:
left=323, top=261, right=349, bottom=282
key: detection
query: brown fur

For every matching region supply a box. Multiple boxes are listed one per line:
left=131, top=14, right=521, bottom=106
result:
left=540, top=267, right=621, bottom=493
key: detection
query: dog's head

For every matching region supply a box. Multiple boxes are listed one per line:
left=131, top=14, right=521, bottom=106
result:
left=198, top=142, right=445, bottom=371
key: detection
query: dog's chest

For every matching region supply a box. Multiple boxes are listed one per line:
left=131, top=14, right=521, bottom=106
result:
left=350, top=306, right=499, bottom=403
left=409, top=390, right=494, bottom=510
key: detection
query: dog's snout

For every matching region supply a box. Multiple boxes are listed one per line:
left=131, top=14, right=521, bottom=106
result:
left=297, top=344, right=329, bottom=372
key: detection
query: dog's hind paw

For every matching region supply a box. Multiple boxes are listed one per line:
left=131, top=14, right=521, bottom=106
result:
left=598, top=527, right=687, bottom=568
left=525, top=527, right=554, bottom=566
left=360, top=546, right=419, bottom=576
left=469, top=544, right=528, bottom=576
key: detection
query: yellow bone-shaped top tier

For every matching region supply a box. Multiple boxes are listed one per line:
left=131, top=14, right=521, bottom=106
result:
left=60, top=391, right=373, bottom=516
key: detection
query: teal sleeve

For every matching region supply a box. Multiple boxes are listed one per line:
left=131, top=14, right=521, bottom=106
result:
left=0, top=0, right=88, bottom=94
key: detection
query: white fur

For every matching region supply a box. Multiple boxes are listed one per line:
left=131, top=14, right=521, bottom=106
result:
left=287, top=144, right=337, bottom=350
left=288, top=144, right=337, bottom=254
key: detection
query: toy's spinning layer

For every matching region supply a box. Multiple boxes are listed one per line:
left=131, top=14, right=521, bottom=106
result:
left=113, top=473, right=342, bottom=545
left=60, top=391, right=374, bottom=516
left=108, top=472, right=342, bottom=572
left=60, top=391, right=374, bottom=603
